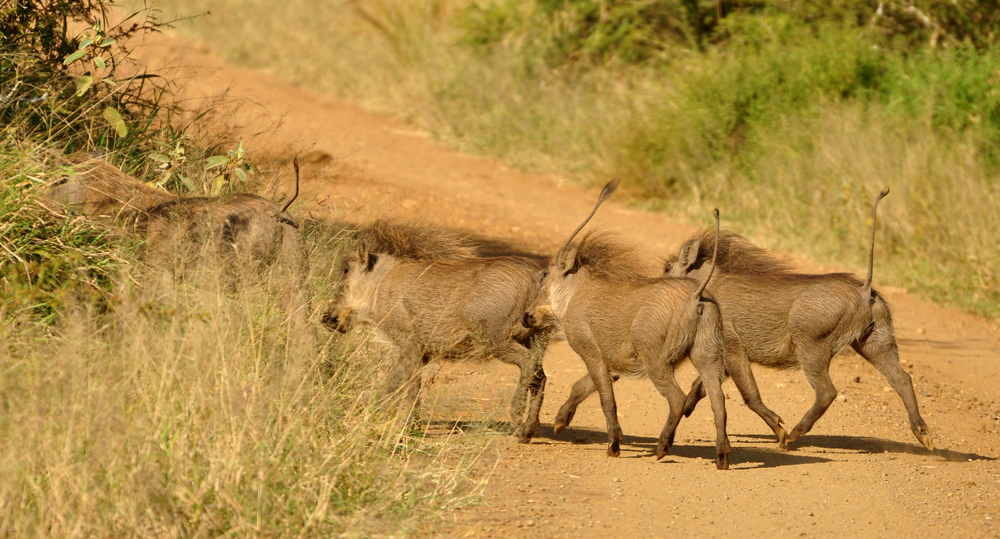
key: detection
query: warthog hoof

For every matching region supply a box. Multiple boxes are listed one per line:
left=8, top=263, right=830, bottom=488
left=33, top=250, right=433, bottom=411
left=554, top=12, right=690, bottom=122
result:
left=913, top=426, right=934, bottom=451
left=655, top=443, right=669, bottom=461
left=775, top=427, right=789, bottom=450
left=716, top=453, right=730, bottom=470
left=553, top=421, right=568, bottom=435
left=607, top=440, right=621, bottom=458
left=785, top=427, right=804, bottom=448
left=514, top=422, right=540, bottom=444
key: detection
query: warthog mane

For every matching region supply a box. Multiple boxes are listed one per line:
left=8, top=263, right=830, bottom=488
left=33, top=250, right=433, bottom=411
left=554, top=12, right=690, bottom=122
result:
left=575, top=230, right=648, bottom=283
left=358, top=219, right=477, bottom=261
left=674, top=229, right=793, bottom=276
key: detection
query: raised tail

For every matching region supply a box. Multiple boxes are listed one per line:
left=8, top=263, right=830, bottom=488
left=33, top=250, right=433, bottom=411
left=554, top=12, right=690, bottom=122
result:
left=864, top=187, right=890, bottom=294
left=694, top=209, right=720, bottom=299
left=280, top=156, right=301, bottom=214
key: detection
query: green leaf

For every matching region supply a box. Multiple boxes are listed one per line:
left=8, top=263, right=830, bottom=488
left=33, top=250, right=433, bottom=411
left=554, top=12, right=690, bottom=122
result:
left=203, top=156, right=230, bottom=170
left=100, top=37, right=116, bottom=47
left=78, top=38, right=94, bottom=50
left=63, top=50, right=87, bottom=65
left=156, top=171, right=172, bottom=186
left=93, top=56, right=106, bottom=70
left=179, top=174, right=195, bottom=191
left=75, top=76, right=94, bottom=97
left=210, top=176, right=226, bottom=196
left=149, top=153, right=170, bottom=163
left=102, top=107, right=128, bottom=137
left=234, top=168, right=247, bottom=183
left=101, top=78, right=117, bottom=88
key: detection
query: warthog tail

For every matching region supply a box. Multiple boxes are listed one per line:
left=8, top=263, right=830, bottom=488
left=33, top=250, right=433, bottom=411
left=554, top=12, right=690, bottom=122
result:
left=559, top=179, right=620, bottom=254
left=694, top=209, right=720, bottom=300
left=864, top=187, right=890, bottom=295
left=280, top=156, right=301, bottom=214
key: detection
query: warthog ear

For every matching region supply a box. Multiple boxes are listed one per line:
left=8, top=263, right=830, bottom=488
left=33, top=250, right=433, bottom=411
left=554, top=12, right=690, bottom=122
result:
left=676, top=238, right=701, bottom=274
left=356, top=241, right=378, bottom=272
left=556, top=244, right=580, bottom=276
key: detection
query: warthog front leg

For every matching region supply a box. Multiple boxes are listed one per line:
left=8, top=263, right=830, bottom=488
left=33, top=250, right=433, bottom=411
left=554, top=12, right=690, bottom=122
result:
left=571, top=337, right=623, bottom=457
left=786, top=344, right=837, bottom=445
left=380, top=342, right=425, bottom=414
left=498, top=331, right=551, bottom=443
left=553, top=372, right=621, bottom=434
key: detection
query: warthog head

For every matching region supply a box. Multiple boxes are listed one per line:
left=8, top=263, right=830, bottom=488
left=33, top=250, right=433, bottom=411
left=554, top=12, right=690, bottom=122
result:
left=322, top=221, right=476, bottom=333
left=323, top=241, right=385, bottom=334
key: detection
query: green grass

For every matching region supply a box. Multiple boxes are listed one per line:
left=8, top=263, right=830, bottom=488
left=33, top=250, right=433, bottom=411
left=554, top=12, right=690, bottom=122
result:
left=155, top=0, right=1000, bottom=320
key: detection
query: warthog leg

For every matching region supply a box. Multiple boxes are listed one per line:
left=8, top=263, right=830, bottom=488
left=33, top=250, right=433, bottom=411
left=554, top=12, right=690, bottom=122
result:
left=673, top=305, right=730, bottom=469
left=851, top=319, right=933, bottom=450
left=571, top=333, right=624, bottom=457
left=786, top=343, right=838, bottom=445
left=553, top=372, right=621, bottom=435
left=684, top=340, right=788, bottom=448
left=497, top=332, right=551, bottom=443
left=380, top=342, right=426, bottom=413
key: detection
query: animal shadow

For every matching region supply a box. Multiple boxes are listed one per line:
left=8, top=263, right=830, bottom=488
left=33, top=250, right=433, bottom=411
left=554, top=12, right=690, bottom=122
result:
left=540, top=425, right=831, bottom=468
left=424, top=419, right=513, bottom=437
left=783, top=434, right=995, bottom=462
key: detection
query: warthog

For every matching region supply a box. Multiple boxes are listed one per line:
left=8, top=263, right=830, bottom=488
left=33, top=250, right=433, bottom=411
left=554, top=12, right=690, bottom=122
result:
left=322, top=221, right=554, bottom=442
left=42, top=153, right=176, bottom=220
left=44, top=154, right=309, bottom=323
left=524, top=184, right=735, bottom=469
left=664, top=188, right=933, bottom=450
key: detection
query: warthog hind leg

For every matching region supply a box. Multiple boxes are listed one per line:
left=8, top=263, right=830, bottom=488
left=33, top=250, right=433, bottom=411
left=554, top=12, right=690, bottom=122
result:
left=852, top=323, right=933, bottom=450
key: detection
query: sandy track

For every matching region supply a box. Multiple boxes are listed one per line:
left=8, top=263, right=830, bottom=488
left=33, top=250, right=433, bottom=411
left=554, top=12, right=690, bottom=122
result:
left=138, top=33, right=1000, bottom=538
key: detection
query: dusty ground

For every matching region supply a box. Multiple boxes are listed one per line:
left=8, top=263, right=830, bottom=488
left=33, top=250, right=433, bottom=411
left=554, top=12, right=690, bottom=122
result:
left=137, top=33, right=1000, bottom=538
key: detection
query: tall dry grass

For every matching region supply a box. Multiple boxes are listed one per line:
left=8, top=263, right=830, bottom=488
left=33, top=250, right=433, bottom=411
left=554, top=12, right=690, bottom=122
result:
left=0, top=218, right=500, bottom=538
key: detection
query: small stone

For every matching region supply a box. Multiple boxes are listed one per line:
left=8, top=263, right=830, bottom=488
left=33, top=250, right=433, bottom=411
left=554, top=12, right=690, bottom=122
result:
left=917, top=327, right=927, bottom=334
left=883, top=386, right=893, bottom=393
left=837, top=394, right=848, bottom=403
left=922, top=391, right=931, bottom=397
left=525, top=520, right=535, bottom=527
left=853, top=376, right=862, bottom=383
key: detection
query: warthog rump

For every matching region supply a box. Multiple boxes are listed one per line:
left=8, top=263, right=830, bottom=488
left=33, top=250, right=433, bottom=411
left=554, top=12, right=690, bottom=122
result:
left=664, top=188, right=933, bottom=451
left=322, top=221, right=553, bottom=442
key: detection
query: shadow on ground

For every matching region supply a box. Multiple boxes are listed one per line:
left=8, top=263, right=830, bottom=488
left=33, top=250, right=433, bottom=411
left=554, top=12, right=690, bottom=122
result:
left=784, top=434, right=995, bottom=462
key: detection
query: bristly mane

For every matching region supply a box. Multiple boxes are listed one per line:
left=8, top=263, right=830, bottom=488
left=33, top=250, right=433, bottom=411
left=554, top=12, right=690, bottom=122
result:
left=576, top=230, right=648, bottom=282
left=360, top=219, right=477, bottom=262
left=680, top=229, right=793, bottom=275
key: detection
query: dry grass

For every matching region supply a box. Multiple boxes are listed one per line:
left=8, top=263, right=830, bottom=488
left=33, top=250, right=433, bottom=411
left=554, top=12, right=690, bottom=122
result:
left=0, top=216, right=503, bottom=537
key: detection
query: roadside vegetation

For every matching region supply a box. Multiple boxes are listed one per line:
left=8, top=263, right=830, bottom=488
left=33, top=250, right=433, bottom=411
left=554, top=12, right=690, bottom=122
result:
left=158, top=0, right=1000, bottom=320
left=1, top=2, right=498, bottom=536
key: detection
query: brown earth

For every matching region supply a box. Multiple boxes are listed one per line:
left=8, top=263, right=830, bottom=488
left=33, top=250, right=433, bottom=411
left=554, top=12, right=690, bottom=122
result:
left=137, top=32, right=1000, bottom=538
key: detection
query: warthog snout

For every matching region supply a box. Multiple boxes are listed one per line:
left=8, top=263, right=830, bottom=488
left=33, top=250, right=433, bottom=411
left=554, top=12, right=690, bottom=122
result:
left=321, top=306, right=352, bottom=333
left=522, top=306, right=552, bottom=329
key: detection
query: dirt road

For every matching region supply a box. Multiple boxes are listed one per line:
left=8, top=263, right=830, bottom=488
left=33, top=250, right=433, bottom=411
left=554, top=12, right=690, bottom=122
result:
left=138, top=33, right=1000, bottom=538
